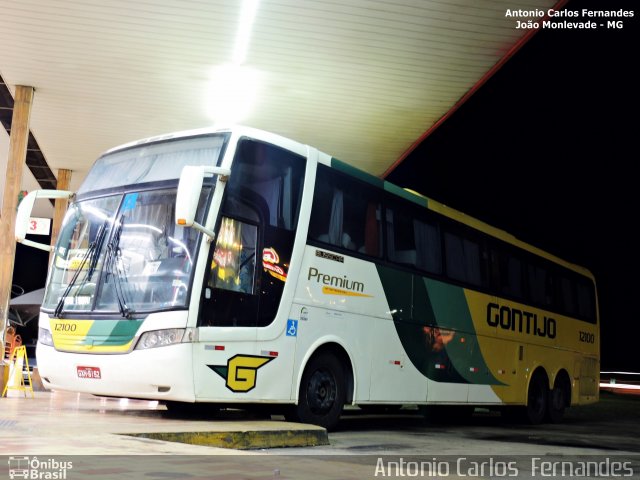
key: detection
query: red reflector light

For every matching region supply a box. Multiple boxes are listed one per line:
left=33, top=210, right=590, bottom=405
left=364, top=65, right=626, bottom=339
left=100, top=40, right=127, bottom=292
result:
left=214, top=345, right=225, bottom=351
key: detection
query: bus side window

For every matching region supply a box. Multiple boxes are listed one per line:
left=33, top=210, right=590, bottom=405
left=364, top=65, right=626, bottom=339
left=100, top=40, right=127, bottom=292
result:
left=310, top=185, right=345, bottom=248
left=342, top=190, right=381, bottom=255
left=558, top=276, right=577, bottom=316
left=309, top=165, right=382, bottom=257
left=491, top=249, right=524, bottom=299
left=362, top=202, right=381, bottom=256
left=231, top=140, right=304, bottom=232
left=527, top=263, right=556, bottom=308
left=386, top=206, right=441, bottom=274
left=444, top=231, right=484, bottom=287
left=577, top=280, right=596, bottom=323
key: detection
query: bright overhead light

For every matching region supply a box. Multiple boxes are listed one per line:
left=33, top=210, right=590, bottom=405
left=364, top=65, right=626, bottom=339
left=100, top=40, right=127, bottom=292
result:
left=233, top=0, right=260, bottom=65
left=206, top=0, right=262, bottom=125
left=206, top=64, right=261, bottom=125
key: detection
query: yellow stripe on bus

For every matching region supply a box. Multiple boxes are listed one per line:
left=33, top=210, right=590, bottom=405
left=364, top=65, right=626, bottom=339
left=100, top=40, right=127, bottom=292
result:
left=322, top=286, right=373, bottom=298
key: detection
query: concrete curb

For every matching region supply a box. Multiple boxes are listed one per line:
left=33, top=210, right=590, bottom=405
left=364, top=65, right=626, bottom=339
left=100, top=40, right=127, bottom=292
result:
left=123, top=428, right=329, bottom=450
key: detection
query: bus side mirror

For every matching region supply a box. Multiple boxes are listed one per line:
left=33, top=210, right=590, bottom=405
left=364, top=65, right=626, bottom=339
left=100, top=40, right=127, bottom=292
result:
left=15, top=190, right=74, bottom=251
left=175, top=165, right=230, bottom=239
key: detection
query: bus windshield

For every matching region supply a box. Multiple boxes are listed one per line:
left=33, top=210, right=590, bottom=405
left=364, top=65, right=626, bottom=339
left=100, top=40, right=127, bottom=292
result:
left=44, top=188, right=210, bottom=316
left=42, top=134, right=225, bottom=316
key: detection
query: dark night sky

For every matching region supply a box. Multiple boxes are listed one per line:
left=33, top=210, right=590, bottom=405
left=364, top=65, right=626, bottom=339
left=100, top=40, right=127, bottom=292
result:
left=387, top=0, right=639, bottom=371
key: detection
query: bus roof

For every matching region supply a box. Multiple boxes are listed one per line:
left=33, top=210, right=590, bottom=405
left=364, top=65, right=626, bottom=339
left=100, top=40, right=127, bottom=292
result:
left=101, top=125, right=306, bottom=157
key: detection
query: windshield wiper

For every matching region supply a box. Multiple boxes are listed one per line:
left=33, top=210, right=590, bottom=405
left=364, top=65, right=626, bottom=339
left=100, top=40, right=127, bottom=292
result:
left=105, top=216, right=133, bottom=318
left=54, top=220, right=109, bottom=318
left=86, top=220, right=109, bottom=279
left=74, top=220, right=110, bottom=299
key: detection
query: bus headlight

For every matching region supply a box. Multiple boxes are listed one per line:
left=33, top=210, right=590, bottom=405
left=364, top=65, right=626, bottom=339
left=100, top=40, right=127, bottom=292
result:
left=39, top=328, right=54, bottom=346
left=136, top=328, right=196, bottom=350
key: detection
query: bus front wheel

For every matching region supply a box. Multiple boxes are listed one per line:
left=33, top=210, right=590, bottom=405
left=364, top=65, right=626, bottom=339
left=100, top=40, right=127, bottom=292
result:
left=286, top=352, right=345, bottom=431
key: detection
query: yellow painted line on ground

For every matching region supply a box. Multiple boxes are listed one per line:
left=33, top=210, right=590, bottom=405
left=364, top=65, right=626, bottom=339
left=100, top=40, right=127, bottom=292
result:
left=123, top=428, right=329, bottom=449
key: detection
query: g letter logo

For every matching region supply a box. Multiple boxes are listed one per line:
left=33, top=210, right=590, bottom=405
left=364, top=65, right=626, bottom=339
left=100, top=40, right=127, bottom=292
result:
left=208, top=355, right=274, bottom=393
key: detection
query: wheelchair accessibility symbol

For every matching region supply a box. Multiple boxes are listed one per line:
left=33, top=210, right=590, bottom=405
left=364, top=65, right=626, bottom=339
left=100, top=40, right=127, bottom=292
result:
left=286, top=319, right=298, bottom=337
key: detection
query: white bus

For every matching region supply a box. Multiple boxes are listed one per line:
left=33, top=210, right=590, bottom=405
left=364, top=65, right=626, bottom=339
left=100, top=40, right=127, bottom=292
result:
left=17, top=126, right=599, bottom=430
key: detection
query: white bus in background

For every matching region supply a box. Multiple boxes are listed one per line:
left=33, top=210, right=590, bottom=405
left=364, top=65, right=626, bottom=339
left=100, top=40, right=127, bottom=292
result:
left=17, top=126, right=599, bottom=430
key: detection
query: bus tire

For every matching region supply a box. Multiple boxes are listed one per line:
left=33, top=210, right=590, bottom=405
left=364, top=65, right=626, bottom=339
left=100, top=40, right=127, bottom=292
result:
left=524, top=373, right=548, bottom=425
left=546, top=374, right=570, bottom=423
left=286, top=352, right=345, bottom=431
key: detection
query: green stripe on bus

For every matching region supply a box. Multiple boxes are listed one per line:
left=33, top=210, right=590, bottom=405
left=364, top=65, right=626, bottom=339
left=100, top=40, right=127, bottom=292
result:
left=423, top=279, right=502, bottom=386
left=377, top=265, right=467, bottom=384
left=377, top=265, right=503, bottom=386
left=383, top=182, right=428, bottom=207
left=85, top=319, right=144, bottom=346
left=330, top=158, right=384, bottom=188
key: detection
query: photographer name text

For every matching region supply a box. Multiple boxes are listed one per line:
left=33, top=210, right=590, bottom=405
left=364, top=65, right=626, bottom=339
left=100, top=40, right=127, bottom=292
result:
left=374, top=457, right=635, bottom=478
left=505, top=9, right=634, bottom=30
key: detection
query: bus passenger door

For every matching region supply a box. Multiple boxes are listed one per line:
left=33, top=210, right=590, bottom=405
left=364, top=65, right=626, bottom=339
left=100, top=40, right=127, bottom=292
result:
left=193, top=215, right=261, bottom=401
left=191, top=137, right=308, bottom=402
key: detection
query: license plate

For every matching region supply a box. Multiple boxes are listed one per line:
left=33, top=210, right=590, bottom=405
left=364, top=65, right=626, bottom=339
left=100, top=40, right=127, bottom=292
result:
left=77, top=366, right=101, bottom=379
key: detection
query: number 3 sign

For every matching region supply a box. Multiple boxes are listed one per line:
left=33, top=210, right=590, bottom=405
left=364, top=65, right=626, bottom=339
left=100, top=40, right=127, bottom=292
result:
left=27, top=217, right=51, bottom=236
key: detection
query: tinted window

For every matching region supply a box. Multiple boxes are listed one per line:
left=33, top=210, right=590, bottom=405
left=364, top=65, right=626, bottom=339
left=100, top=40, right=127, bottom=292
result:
left=527, top=264, right=555, bottom=308
left=309, top=165, right=382, bottom=257
left=444, top=231, right=484, bottom=286
left=491, top=249, right=524, bottom=299
left=558, top=276, right=577, bottom=315
left=577, top=280, right=596, bottom=322
left=387, top=207, right=441, bottom=274
left=228, top=139, right=305, bottom=231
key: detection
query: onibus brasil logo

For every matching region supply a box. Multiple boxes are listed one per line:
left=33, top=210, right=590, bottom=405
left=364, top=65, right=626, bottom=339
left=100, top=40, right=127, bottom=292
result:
left=8, top=456, right=72, bottom=479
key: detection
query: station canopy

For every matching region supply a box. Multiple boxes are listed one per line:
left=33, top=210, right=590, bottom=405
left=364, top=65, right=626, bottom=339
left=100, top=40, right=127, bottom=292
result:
left=0, top=0, right=560, bottom=215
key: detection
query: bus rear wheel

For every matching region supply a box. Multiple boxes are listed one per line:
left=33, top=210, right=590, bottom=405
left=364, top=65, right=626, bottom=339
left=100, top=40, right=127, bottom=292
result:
left=546, top=375, right=570, bottom=423
left=286, top=352, right=345, bottom=431
left=524, top=373, right=548, bottom=424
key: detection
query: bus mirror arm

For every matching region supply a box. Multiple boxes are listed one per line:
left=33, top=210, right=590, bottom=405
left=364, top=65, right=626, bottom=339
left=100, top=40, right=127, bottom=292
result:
left=19, top=238, right=54, bottom=252
left=15, top=189, right=75, bottom=250
left=190, top=222, right=216, bottom=242
left=203, top=166, right=231, bottom=179
left=175, top=165, right=230, bottom=241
